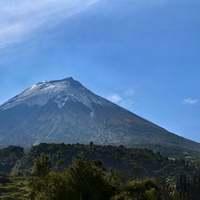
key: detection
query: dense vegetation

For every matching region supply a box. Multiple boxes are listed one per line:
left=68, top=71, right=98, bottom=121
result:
left=29, top=154, right=164, bottom=200
left=10, top=143, right=200, bottom=180
left=1, top=143, right=200, bottom=199
left=0, top=146, right=25, bottom=173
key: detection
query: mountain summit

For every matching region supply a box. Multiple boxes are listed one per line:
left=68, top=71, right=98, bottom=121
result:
left=0, top=77, right=200, bottom=152
left=1, top=77, right=105, bottom=111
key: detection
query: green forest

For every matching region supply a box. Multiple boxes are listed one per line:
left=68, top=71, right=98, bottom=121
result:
left=1, top=143, right=200, bottom=199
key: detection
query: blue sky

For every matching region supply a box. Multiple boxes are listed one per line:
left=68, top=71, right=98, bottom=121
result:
left=0, top=0, right=200, bottom=142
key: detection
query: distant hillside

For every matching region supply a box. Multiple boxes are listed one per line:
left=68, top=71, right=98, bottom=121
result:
left=0, top=77, right=200, bottom=152
left=10, top=143, right=198, bottom=181
left=0, top=146, right=25, bottom=173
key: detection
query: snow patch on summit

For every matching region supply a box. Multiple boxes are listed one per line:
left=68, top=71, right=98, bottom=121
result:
left=0, top=78, right=108, bottom=110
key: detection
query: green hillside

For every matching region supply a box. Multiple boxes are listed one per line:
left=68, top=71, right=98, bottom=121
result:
left=7, top=143, right=199, bottom=180
left=0, top=143, right=200, bottom=199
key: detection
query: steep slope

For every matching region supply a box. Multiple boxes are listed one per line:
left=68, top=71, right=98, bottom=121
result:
left=0, top=77, right=200, bottom=151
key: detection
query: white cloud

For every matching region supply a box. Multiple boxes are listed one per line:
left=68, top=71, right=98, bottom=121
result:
left=0, top=0, right=100, bottom=49
left=182, top=98, right=198, bottom=105
left=107, top=89, right=135, bottom=111
left=108, top=94, right=122, bottom=103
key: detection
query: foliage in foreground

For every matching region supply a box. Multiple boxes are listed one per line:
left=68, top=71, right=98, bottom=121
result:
left=0, top=174, right=30, bottom=199
left=29, top=154, right=170, bottom=200
left=30, top=154, right=119, bottom=200
left=1, top=153, right=200, bottom=199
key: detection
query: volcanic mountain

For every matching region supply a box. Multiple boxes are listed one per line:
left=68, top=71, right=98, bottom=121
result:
left=0, top=77, right=200, bottom=152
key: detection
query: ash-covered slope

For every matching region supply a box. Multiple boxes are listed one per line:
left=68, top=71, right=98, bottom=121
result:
left=0, top=77, right=200, bottom=151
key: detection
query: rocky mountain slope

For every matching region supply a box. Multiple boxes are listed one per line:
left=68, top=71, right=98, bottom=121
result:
left=0, top=77, right=200, bottom=151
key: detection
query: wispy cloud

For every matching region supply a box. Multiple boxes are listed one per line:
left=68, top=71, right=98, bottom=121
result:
left=107, top=89, right=135, bottom=110
left=108, top=94, right=122, bottom=104
left=124, top=89, right=135, bottom=97
left=182, top=98, right=198, bottom=105
left=0, top=0, right=100, bottom=49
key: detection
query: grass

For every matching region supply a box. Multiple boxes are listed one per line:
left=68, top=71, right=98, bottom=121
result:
left=0, top=175, right=30, bottom=200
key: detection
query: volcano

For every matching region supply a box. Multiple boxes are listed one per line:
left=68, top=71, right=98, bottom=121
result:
left=0, top=77, right=199, bottom=152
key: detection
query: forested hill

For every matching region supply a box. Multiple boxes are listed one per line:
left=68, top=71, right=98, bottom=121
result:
left=1, top=143, right=200, bottom=199
left=0, top=143, right=198, bottom=181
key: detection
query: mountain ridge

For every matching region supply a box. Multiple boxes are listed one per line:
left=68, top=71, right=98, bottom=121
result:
left=0, top=77, right=200, bottom=152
